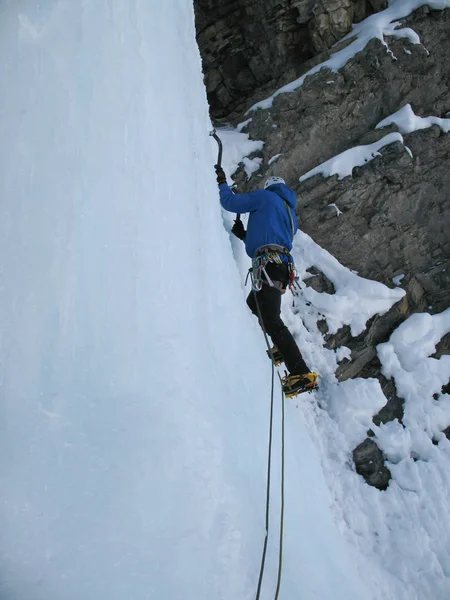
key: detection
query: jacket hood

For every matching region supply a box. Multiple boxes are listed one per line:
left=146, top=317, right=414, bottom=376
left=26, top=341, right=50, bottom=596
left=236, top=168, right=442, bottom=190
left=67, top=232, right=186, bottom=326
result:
left=265, top=183, right=296, bottom=208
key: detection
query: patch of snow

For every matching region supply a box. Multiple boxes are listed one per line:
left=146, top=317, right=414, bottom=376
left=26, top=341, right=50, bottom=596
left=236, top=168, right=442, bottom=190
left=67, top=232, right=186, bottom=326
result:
left=376, top=103, right=450, bottom=134
left=237, top=118, right=252, bottom=132
left=289, top=231, right=405, bottom=338
left=393, top=274, right=405, bottom=285
left=210, top=126, right=264, bottom=177
left=329, top=203, right=343, bottom=216
left=299, top=133, right=404, bottom=182
left=268, top=153, right=282, bottom=165
left=336, top=346, right=352, bottom=362
left=242, top=156, right=262, bottom=179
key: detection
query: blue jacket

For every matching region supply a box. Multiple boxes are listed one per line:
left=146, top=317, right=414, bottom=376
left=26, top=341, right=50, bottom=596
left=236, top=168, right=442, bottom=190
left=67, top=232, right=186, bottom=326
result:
left=219, top=182, right=298, bottom=259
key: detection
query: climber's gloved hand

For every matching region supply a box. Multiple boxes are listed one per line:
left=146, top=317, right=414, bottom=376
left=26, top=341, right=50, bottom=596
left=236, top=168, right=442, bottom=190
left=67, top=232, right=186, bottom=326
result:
left=231, top=217, right=246, bottom=241
left=215, top=164, right=226, bottom=185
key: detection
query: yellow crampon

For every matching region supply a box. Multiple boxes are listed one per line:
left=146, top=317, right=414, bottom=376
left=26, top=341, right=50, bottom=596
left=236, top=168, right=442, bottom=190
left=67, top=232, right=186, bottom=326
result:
left=282, top=371, right=318, bottom=398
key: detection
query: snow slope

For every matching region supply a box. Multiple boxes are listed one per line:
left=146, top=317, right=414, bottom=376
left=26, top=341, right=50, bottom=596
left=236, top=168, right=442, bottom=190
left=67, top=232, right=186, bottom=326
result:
left=0, top=2, right=379, bottom=600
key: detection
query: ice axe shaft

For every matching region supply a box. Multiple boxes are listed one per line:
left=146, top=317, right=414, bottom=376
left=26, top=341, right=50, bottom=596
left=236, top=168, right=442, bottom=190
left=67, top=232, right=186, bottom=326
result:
left=209, top=128, right=223, bottom=167
left=209, top=128, right=241, bottom=222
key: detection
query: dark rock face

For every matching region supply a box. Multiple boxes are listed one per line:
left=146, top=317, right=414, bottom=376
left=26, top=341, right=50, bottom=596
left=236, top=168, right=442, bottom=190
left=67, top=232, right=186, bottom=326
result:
left=229, top=6, right=450, bottom=320
left=304, top=266, right=336, bottom=294
left=353, top=438, right=391, bottom=490
left=195, top=5, right=450, bottom=489
left=234, top=10, right=450, bottom=307
left=194, top=0, right=386, bottom=119
left=295, top=128, right=450, bottom=301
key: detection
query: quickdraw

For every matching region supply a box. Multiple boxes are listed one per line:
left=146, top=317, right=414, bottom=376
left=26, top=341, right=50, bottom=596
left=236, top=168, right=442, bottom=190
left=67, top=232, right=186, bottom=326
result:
left=251, top=254, right=271, bottom=292
left=288, top=261, right=296, bottom=289
left=247, top=245, right=297, bottom=293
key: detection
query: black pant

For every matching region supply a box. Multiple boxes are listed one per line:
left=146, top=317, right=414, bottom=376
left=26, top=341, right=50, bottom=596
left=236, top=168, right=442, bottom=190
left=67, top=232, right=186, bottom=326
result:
left=246, top=262, right=308, bottom=375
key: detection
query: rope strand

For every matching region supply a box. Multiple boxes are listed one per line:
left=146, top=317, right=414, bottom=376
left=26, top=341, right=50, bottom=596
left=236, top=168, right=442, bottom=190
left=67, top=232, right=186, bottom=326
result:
left=255, top=358, right=275, bottom=600
left=252, top=285, right=286, bottom=600
left=274, top=377, right=285, bottom=599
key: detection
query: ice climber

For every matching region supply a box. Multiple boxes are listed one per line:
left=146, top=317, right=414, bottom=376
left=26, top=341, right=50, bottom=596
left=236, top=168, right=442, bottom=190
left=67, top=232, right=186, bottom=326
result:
left=215, top=165, right=318, bottom=397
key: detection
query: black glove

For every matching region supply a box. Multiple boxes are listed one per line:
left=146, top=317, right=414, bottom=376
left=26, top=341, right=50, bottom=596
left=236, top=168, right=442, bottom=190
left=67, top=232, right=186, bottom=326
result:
left=231, top=217, right=246, bottom=241
left=215, top=164, right=226, bottom=185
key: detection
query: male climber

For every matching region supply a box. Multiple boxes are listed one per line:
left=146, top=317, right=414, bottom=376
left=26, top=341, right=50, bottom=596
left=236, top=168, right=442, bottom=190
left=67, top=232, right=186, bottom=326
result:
left=215, top=164, right=317, bottom=397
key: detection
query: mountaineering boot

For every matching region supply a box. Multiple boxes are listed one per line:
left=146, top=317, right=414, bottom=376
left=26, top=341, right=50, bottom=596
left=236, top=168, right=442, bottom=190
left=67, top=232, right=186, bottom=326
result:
left=266, top=346, right=283, bottom=366
left=282, top=372, right=318, bottom=398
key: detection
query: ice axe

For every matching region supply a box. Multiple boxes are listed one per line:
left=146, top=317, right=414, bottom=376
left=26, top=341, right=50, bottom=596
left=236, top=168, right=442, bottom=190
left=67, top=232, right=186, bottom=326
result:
left=209, top=128, right=242, bottom=224
left=209, top=128, right=223, bottom=168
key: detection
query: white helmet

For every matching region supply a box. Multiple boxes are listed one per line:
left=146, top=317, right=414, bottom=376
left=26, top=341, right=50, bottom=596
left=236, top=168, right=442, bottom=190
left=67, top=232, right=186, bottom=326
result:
left=264, top=176, right=285, bottom=189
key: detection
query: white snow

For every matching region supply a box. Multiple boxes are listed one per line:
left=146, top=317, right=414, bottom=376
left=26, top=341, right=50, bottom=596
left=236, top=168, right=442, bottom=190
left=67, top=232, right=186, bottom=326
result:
left=237, top=117, right=253, bottom=132
left=1, top=2, right=450, bottom=600
left=299, top=133, right=404, bottom=182
left=336, top=346, right=352, bottom=362
left=297, top=105, right=450, bottom=186
left=268, top=153, right=282, bottom=165
left=289, top=231, right=405, bottom=338
left=393, top=274, right=405, bottom=285
left=328, top=203, right=343, bottom=216
left=242, top=155, right=263, bottom=179
left=372, top=311, right=450, bottom=596
left=279, top=235, right=450, bottom=600
left=376, top=103, right=450, bottom=134
left=405, top=145, right=414, bottom=158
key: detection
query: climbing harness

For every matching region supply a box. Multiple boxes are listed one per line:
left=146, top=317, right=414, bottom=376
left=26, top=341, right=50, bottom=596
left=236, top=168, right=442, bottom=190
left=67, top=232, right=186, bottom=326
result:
left=247, top=244, right=296, bottom=293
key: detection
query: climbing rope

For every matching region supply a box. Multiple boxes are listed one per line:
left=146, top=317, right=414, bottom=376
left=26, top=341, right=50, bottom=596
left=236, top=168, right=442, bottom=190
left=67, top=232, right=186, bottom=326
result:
left=274, top=376, right=285, bottom=600
left=254, top=334, right=276, bottom=600
left=252, top=285, right=286, bottom=600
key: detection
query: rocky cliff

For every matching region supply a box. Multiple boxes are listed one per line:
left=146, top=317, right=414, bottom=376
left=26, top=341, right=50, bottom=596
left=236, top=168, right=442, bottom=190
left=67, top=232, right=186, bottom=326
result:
left=195, top=0, right=387, bottom=119
left=195, top=3, right=450, bottom=490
